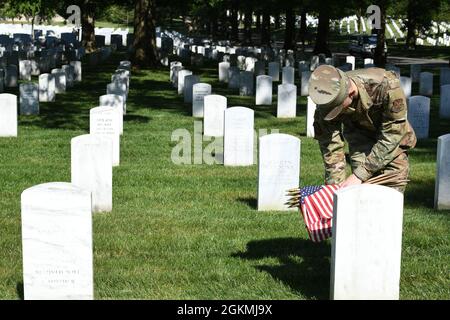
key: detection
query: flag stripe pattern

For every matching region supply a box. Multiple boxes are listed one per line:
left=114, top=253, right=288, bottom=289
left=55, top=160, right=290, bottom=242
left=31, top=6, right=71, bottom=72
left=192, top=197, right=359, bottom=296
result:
left=299, top=184, right=341, bottom=242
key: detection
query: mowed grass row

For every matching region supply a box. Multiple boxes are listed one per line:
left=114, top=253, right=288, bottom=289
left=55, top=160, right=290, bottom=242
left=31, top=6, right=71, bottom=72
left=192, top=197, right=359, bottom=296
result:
left=0, top=52, right=449, bottom=299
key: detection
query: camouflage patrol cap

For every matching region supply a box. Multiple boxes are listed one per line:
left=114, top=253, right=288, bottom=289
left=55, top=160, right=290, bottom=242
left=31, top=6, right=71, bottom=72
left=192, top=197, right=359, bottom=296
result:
left=308, top=65, right=350, bottom=121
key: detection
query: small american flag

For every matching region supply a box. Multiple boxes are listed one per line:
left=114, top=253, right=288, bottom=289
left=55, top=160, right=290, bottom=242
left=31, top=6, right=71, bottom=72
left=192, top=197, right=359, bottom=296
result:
left=299, top=184, right=341, bottom=242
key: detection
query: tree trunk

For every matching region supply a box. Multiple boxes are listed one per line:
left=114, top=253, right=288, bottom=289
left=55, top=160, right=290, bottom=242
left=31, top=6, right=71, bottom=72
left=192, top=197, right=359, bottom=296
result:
left=261, top=9, right=270, bottom=46
left=313, top=8, right=331, bottom=56
left=256, top=13, right=261, bottom=32
left=81, top=1, right=96, bottom=52
left=244, top=9, right=252, bottom=44
left=284, top=8, right=295, bottom=50
left=405, top=3, right=416, bottom=49
left=299, top=10, right=307, bottom=50
left=132, top=0, right=159, bottom=69
left=374, top=1, right=387, bottom=67
left=274, top=14, right=280, bottom=30
left=230, top=1, right=239, bottom=42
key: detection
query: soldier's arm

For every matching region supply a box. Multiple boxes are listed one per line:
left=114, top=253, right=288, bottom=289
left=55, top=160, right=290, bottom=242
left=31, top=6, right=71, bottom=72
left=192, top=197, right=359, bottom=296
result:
left=313, top=108, right=347, bottom=184
left=353, top=85, right=409, bottom=181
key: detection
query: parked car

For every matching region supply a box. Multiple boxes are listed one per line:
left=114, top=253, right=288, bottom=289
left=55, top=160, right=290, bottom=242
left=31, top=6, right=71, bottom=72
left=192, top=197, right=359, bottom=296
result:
left=348, top=34, right=387, bottom=58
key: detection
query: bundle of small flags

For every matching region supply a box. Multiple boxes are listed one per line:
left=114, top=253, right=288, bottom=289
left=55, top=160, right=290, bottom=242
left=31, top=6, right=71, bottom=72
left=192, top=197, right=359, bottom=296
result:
left=286, top=171, right=409, bottom=242
left=287, top=184, right=341, bottom=242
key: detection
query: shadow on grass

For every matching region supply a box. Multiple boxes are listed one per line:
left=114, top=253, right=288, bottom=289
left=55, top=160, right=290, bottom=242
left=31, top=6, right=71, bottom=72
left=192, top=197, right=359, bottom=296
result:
left=16, top=282, right=24, bottom=300
left=237, top=197, right=257, bottom=210
left=232, top=237, right=331, bottom=300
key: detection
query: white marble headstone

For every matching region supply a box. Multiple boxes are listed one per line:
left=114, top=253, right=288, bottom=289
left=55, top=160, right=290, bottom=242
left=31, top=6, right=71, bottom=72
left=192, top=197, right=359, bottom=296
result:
left=177, top=69, right=192, bottom=95
left=346, top=56, right=355, bottom=70
left=203, top=94, right=227, bottom=137
left=301, top=71, right=311, bottom=97
left=400, top=76, right=412, bottom=98
left=19, top=83, right=39, bottom=115
left=183, top=75, right=200, bottom=104
left=440, top=67, right=450, bottom=87
left=19, top=60, right=32, bottom=81
left=192, top=83, right=212, bottom=117
left=224, top=107, right=254, bottom=166
left=410, top=64, right=421, bottom=83
left=219, top=62, right=230, bottom=82
left=407, top=95, right=430, bottom=139
left=5, top=65, right=18, bottom=87
left=419, top=72, right=433, bottom=97
left=39, top=74, right=56, bottom=102
left=256, top=75, right=273, bottom=105
left=434, top=134, right=450, bottom=210
left=228, top=67, right=240, bottom=89
left=331, top=185, right=404, bottom=300
left=306, top=97, right=316, bottom=137
left=90, top=106, right=120, bottom=166
left=99, top=94, right=124, bottom=135
left=0, top=93, right=17, bottom=137
left=239, top=71, right=254, bottom=96
left=277, top=83, right=296, bottom=118
left=440, top=84, right=450, bottom=119
left=71, top=134, right=113, bottom=213
left=51, top=69, right=66, bottom=94
left=268, top=62, right=280, bottom=82
left=282, top=66, right=295, bottom=85
left=257, top=134, right=300, bottom=211
left=70, top=61, right=82, bottom=82
left=21, top=182, right=93, bottom=300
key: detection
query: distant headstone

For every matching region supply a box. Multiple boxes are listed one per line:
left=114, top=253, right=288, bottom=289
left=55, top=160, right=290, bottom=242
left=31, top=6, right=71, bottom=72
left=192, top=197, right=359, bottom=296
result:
left=277, top=84, right=297, bottom=118
left=282, top=66, right=295, bottom=85
left=38, top=74, right=55, bottom=102
left=268, top=62, right=280, bottom=82
left=177, top=69, right=192, bottom=95
left=407, top=96, right=430, bottom=139
left=192, top=83, right=212, bottom=117
left=306, top=97, right=317, bottom=137
left=19, top=60, right=32, bottom=81
left=419, top=72, right=433, bottom=96
left=5, top=65, right=18, bottom=87
left=183, top=75, right=200, bottom=104
left=331, top=185, right=404, bottom=300
left=203, top=94, right=227, bottom=137
left=310, top=55, right=320, bottom=71
left=70, top=61, right=82, bottom=82
left=21, top=182, right=93, bottom=300
left=257, top=134, right=301, bottom=211
left=410, top=64, right=421, bottom=83
left=440, top=67, right=450, bottom=86
left=219, top=62, right=230, bottom=82
left=440, top=85, right=450, bottom=119
left=51, top=69, right=66, bottom=94
left=61, top=65, right=75, bottom=88
left=228, top=67, right=240, bottom=89
left=256, top=75, right=273, bottom=105
left=239, top=71, right=254, bottom=96
left=346, top=56, right=355, bottom=70
left=400, top=76, right=412, bottom=98
left=99, top=94, right=124, bottom=135
left=224, top=107, right=254, bottom=166
left=434, top=134, right=450, bottom=210
left=20, top=83, right=39, bottom=115
left=71, top=134, right=113, bottom=213
left=0, top=93, right=17, bottom=137
left=254, top=61, right=265, bottom=76
left=301, top=71, right=311, bottom=96
left=90, top=107, right=120, bottom=166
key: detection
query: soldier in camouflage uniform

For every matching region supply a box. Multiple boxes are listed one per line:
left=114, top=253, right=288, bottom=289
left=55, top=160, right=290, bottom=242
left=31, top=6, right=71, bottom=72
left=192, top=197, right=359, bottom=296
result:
left=308, top=65, right=417, bottom=192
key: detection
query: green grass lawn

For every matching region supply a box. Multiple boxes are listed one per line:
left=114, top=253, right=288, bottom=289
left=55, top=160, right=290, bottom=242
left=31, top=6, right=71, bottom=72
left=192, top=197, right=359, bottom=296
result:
left=0, top=51, right=449, bottom=300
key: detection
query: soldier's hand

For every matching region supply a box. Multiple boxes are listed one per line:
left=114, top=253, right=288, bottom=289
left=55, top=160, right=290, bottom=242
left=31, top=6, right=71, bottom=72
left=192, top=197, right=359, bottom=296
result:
left=340, top=174, right=362, bottom=188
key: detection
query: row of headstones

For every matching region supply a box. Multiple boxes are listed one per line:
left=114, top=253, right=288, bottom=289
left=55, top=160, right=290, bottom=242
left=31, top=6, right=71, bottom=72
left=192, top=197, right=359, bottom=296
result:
left=19, top=60, right=131, bottom=300
left=0, top=60, right=83, bottom=136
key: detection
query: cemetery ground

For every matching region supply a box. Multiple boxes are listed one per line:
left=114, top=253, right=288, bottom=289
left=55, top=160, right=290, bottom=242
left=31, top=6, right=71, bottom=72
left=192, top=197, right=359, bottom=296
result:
left=0, top=52, right=449, bottom=300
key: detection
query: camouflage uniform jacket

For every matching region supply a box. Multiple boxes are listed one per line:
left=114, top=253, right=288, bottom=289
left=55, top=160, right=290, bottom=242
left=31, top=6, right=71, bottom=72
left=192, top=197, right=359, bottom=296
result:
left=313, top=67, right=417, bottom=184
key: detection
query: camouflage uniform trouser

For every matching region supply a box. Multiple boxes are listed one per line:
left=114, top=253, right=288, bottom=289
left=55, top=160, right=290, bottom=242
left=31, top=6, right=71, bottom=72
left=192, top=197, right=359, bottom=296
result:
left=350, top=151, right=410, bottom=193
